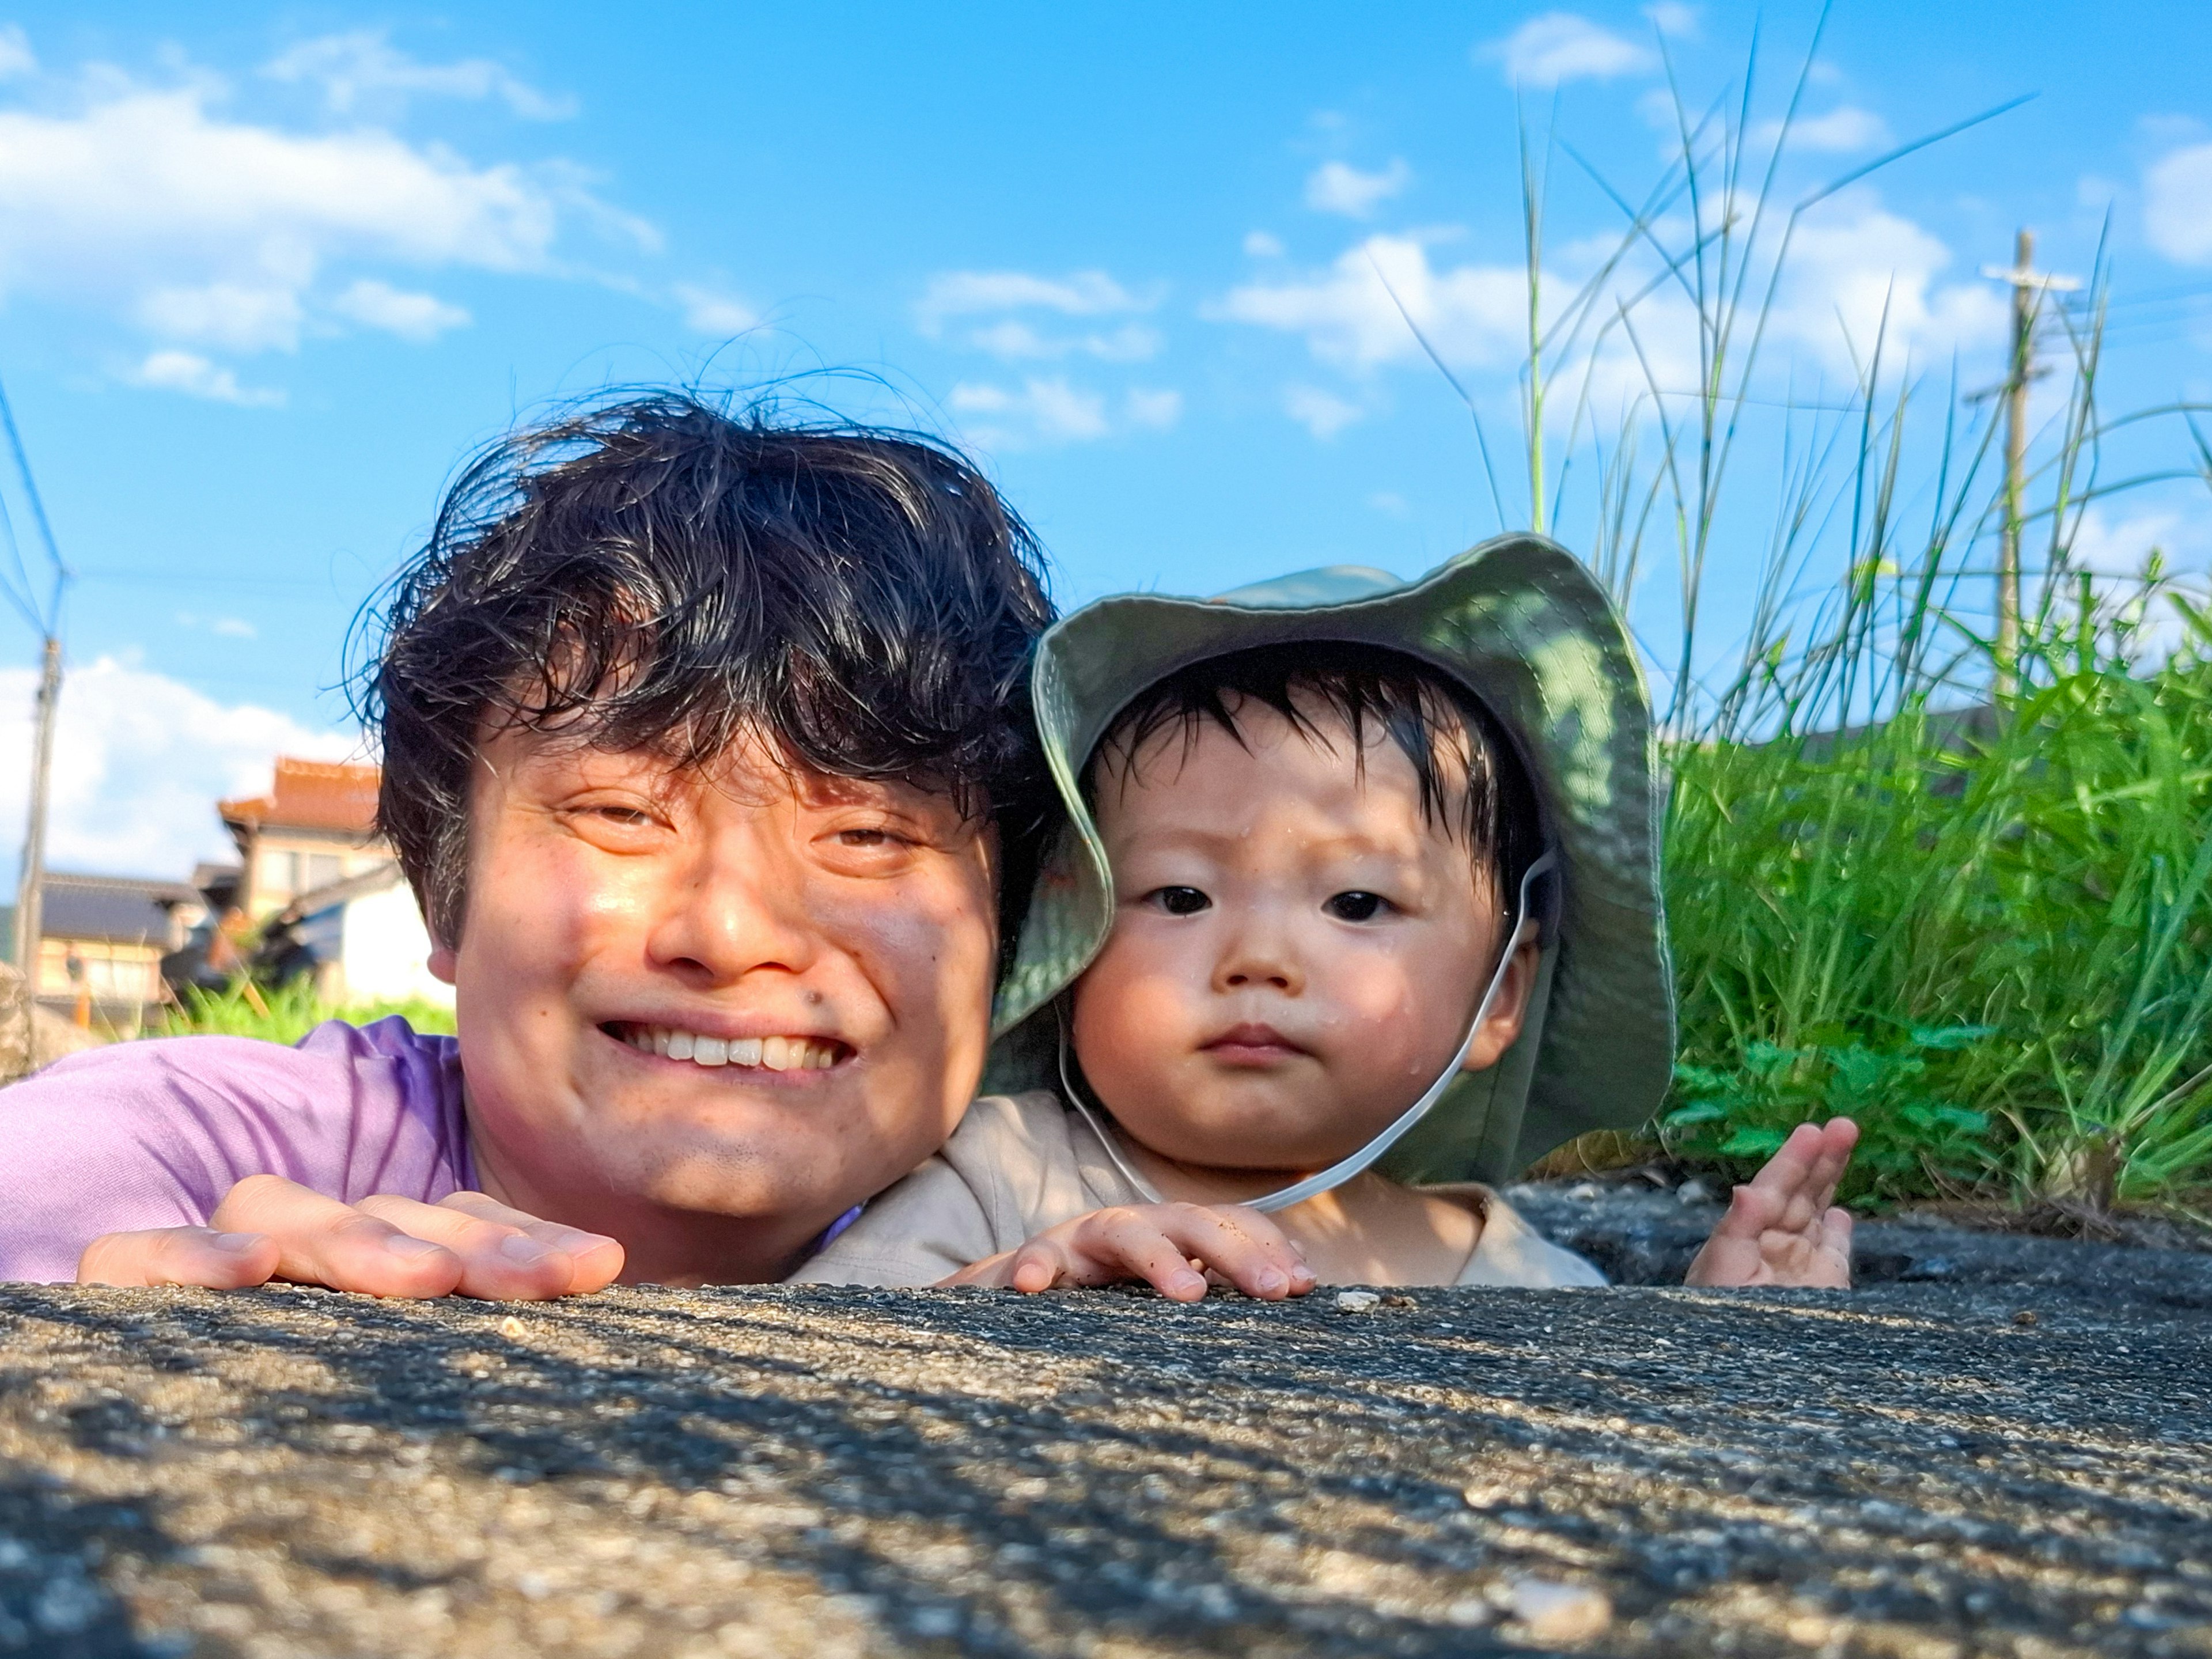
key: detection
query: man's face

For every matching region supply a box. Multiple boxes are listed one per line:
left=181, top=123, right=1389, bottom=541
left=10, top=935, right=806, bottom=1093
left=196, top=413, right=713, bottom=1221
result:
left=435, top=724, right=999, bottom=1282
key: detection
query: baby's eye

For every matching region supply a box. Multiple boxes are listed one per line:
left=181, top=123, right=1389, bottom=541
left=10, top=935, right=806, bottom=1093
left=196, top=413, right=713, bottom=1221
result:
left=1147, top=886, right=1211, bottom=916
left=1323, top=891, right=1388, bottom=922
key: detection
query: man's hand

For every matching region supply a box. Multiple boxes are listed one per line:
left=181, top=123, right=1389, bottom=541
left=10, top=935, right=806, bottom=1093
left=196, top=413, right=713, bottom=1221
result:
left=942, top=1202, right=1317, bottom=1302
left=1684, top=1117, right=1859, bottom=1289
left=77, top=1175, right=625, bottom=1300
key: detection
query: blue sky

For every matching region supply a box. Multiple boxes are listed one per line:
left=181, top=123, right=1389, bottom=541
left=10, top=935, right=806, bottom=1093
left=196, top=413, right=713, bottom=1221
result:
left=2, top=2, right=2210, bottom=876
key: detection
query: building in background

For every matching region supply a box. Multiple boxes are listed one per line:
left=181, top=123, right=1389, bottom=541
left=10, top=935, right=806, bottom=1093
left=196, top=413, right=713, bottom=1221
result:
left=256, top=861, right=452, bottom=1008
left=218, top=756, right=452, bottom=1011
left=218, top=758, right=389, bottom=919
left=0, top=872, right=206, bottom=1029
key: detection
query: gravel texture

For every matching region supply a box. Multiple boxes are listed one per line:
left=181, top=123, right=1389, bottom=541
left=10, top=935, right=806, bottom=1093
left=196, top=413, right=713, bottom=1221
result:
left=0, top=1266, right=2207, bottom=1658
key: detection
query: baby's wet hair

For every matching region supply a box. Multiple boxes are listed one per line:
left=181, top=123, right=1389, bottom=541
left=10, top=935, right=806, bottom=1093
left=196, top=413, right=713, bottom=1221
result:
left=1089, top=641, right=1543, bottom=899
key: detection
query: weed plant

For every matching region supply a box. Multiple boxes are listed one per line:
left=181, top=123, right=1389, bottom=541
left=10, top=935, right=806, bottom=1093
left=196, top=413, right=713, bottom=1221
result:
left=1449, top=16, right=2212, bottom=1207
left=164, top=978, right=456, bottom=1044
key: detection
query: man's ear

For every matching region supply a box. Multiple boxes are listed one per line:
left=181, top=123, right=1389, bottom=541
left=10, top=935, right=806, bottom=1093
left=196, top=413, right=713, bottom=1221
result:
left=428, top=944, right=458, bottom=985
left=1459, top=923, right=1542, bottom=1074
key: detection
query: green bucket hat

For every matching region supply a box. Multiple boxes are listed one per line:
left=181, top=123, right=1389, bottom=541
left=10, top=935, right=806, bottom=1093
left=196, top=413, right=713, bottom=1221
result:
left=982, top=531, right=1675, bottom=1185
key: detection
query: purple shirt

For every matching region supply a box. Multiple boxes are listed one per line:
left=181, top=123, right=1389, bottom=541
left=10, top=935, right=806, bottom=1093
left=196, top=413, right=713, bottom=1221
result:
left=0, top=1017, right=472, bottom=1283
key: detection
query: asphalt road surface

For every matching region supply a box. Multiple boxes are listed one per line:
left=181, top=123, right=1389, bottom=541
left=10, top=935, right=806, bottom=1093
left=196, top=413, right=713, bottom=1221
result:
left=0, top=1267, right=2205, bottom=1658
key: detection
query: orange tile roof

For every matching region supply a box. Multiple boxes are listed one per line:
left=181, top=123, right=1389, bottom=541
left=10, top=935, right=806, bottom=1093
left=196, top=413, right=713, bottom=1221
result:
left=219, top=758, right=383, bottom=837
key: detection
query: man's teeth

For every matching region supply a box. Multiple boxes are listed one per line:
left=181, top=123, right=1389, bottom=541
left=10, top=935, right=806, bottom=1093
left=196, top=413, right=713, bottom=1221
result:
left=626, top=1028, right=841, bottom=1071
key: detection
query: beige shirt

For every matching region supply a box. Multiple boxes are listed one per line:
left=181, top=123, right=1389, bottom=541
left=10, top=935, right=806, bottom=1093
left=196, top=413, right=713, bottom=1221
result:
left=791, top=1089, right=1607, bottom=1289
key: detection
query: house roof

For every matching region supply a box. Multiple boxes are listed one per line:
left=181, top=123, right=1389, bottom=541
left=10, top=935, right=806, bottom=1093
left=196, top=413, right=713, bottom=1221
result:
left=37, top=871, right=202, bottom=946
left=219, top=758, right=382, bottom=838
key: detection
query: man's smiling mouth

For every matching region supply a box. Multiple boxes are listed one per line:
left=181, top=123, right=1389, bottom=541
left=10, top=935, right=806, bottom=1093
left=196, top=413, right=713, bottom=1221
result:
left=604, top=1024, right=850, bottom=1072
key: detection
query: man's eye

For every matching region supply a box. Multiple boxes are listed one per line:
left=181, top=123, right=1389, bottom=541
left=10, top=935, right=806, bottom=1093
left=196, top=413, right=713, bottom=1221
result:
left=1148, top=886, right=1211, bottom=916
left=838, top=828, right=890, bottom=847
left=1324, top=891, right=1387, bottom=922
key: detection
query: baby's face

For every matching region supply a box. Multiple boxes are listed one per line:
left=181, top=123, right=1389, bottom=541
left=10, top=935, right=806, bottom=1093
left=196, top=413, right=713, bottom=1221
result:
left=1071, top=695, right=1525, bottom=1176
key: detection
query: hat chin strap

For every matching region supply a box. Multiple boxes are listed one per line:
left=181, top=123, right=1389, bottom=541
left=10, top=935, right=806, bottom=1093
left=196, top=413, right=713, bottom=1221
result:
left=1059, top=851, right=1556, bottom=1217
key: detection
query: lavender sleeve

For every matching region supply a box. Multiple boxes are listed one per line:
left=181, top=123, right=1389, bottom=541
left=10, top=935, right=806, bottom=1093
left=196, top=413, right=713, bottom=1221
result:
left=0, top=1017, right=473, bottom=1283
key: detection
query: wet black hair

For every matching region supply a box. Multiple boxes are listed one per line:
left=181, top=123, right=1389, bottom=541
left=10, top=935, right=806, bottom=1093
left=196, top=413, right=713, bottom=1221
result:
left=356, top=391, right=1055, bottom=953
left=1089, top=641, right=1543, bottom=903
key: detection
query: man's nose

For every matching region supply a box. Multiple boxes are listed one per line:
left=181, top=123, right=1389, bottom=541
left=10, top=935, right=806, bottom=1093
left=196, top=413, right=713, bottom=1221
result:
left=643, top=835, right=819, bottom=985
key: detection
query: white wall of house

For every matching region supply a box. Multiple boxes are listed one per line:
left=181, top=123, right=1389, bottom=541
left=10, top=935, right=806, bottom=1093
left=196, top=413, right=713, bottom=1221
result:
left=334, top=881, right=454, bottom=1009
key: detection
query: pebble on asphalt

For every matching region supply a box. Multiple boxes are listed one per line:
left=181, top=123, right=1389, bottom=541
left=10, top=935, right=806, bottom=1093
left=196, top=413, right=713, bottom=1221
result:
left=1507, top=1576, right=1613, bottom=1642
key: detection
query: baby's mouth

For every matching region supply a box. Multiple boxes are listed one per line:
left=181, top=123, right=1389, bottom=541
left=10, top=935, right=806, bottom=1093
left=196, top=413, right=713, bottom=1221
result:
left=1200, top=1022, right=1311, bottom=1063
left=603, top=1023, right=851, bottom=1072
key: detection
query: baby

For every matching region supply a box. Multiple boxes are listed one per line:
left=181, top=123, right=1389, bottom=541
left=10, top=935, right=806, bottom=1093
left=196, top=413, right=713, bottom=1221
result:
left=798, top=543, right=1857, bottom=1296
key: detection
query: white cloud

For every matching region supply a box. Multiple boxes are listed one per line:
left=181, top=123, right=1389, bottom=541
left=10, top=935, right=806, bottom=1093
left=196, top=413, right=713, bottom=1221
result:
left=673, top=283, right=759, bottom=335
left=135, top=283, right=304, bottom=353
left=1219, top=196, right=2004, bottom=433
left=2145, top=143, right=2212, bottom=264
left=1218, top=234, right=1525, bottom=372
left=1759, top=105, right=1892, bottom=155
left=949, top=377, right=1107, bottom=445
left=0, top=654, right=355, bottom=878
left=1286, top=385, right=1365, bottom=439
left=915, top=269, right=1149, bottom=336
left=1305, top=158, right=1411, bottom=219
left=1244, top=230, right=1286, bottom=259
left=1645, top=3, right=1698, bottom=36
left=130, top=351, right=285, bottom=407
left=264, top=31, right=575, bottom=121
left=1124, top=387, right=1184, bottom=429
left=1369, top=490, right=1410, bottom=516
left=948, top=377, right=1180, bottom=449
left=0, top=26, right=33, bottom=81
left=1771, top=193, right=2006, bottom=373
left=211, top=618, right=257, bottom=639
left=0, top=60, right=654, bottom=392
left=329, top=278, right=470, bottom=342
left=964, top=319, right=1160, bottom=362
left=1482, top=13, right=1656, bottom=87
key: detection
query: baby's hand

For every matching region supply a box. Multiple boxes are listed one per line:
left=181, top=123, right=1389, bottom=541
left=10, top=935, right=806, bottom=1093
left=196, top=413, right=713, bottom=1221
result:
left=1684, top=1118, right=1859, bottom=1289
left=941, top=1202, right=1317, bottom=1302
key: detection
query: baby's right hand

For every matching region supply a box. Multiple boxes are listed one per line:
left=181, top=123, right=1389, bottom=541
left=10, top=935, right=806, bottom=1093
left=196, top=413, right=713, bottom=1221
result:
left=941, top=1202, right=1317, bottom=1302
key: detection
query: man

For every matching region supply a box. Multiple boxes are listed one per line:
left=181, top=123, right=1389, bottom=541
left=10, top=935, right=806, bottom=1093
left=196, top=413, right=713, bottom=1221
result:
left=0, top=393, right=1054, bottom=1297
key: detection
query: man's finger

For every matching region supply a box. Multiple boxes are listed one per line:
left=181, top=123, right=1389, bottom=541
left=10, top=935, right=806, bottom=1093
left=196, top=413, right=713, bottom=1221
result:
left=211, top=1175, right=465, bottom=1298
left=1804, top=1119, right=1861, bottom=1213
left=435, top=1191, right=625, bottom=1293
left=1820, top=1205, right=1855, bottom=1280
left=78, top=1227, right=281, bottom=1289
left=355, top=1194, right=582, bottom=1300
left=1745, top=1121, right=1827, bottom=1196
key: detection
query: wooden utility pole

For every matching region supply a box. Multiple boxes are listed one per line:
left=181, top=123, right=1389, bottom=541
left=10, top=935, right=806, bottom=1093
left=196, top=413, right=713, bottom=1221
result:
left=12, top=632, right=58, bottom=978
left=0, top=376, right=69, bottom=988
left=1982, top=229, right=2080, bottom=701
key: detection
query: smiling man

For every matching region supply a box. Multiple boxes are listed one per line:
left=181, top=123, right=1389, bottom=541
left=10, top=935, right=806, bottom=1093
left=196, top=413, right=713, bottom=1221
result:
left=0, top=393, right=1055, bottom=1296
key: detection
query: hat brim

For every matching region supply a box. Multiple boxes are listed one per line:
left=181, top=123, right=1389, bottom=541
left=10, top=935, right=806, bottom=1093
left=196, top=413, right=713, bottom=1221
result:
left=985, top=532, right=1675, bottom=1182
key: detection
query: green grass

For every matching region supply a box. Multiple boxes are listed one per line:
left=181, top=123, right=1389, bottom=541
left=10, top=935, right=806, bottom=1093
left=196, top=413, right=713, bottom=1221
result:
left=1458, top=19, right=2212, bottom=1208
left=1664, top=624, right=2212, bottom=1206
left=164, top=978, right=456, bottom=1044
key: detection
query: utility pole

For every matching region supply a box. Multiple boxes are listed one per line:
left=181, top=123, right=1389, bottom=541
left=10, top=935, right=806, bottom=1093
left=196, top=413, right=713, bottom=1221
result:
left=1980, top=229, right=2080, bottom=700
left=0, top=376, right=69, bottom=987
left=12, top=634, right=57, bottom=978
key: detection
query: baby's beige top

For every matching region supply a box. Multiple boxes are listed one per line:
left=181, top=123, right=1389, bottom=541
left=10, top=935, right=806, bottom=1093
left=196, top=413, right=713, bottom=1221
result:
left=790, top=1089, right=1607, bottom=1289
